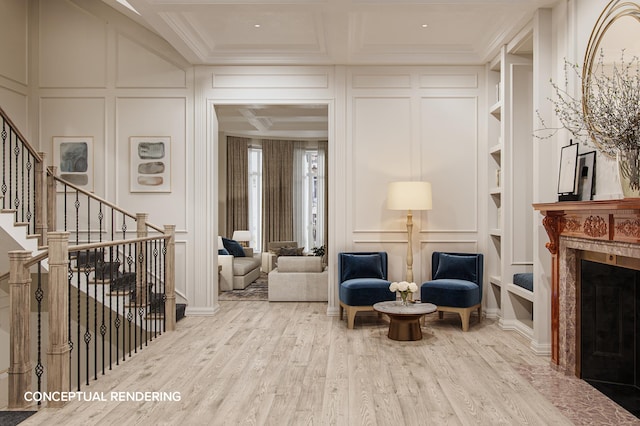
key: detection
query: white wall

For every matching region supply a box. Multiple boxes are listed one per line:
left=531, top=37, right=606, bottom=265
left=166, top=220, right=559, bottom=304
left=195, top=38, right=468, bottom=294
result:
left=0, top=0, right=197, bottom=311
left=346, top=67, right=484, bottom=291
left=0, top=0, right=567, bottom=318
left=0, top=0, right=28, bottom=132
left=564, top=0, right=622, bottom=199
left=200, top=65, right=485, bottom=314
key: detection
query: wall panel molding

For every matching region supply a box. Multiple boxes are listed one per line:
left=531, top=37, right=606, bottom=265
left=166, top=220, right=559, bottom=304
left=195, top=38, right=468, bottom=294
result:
left=212, top=73, right=329, bottom=89
left=419, top=74, right=478, bottom=89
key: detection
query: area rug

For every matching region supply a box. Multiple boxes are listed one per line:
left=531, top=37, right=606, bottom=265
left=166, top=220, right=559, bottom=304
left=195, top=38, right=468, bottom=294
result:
left=218, top=273, right=268, bottom=301
left=0, top=411, right=37, bottom=425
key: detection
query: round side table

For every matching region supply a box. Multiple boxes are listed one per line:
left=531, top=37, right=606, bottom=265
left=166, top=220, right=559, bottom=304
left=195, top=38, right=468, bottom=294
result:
left=373, top=301, right=437, bottom=341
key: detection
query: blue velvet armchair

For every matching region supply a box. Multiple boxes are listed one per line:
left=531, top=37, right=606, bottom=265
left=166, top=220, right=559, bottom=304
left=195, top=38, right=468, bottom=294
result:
left=338, top=252, right=395, bottom=329
left=420, top=252, right=483, bottom=331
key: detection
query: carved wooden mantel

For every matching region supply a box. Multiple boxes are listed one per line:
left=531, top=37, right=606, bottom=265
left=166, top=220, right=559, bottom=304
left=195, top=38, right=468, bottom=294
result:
left=533, top=199, right=640, bottom=365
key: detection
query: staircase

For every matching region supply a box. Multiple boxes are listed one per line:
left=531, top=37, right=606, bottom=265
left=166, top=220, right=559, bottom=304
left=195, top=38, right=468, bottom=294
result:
left=0, top=197, right=48, bottom=273
left=0, top=106, right=184, bottom=409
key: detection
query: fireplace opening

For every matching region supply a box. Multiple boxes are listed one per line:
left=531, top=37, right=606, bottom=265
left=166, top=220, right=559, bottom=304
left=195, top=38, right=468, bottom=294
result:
left=581, top=260, right=640, bottom=417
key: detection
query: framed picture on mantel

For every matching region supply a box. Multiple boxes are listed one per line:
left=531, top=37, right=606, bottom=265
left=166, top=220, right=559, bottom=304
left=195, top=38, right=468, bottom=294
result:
left=557, top=142, right=580, bottom=201
left=578, top=151, right=596, bottom=201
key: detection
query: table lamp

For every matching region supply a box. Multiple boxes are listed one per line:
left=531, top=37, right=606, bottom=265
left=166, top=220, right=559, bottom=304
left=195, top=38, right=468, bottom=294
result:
left=232, top=230, right=252, bottom=247
left=387, top=181, right=433, bottom=283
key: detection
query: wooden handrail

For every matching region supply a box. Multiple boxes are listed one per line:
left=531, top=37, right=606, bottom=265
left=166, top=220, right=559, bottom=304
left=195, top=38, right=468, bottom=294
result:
left=2, top=234, right=170, bottom=272
left=49, top=172, right=164, bottom=233
left=68, top=234, right=170, bottom=253
left=0, top=106, right=43, bottom=163
left=23, top=250, right=49, bottom=270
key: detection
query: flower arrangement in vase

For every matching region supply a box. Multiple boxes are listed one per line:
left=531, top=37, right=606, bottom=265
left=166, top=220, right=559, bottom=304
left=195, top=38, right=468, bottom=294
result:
left=389, top=281, right=418, bottom=306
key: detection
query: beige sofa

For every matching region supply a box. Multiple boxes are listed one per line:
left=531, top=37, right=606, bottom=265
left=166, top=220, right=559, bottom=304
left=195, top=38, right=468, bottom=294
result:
left=219, top=248, right=261, bottom=291
left=268, top=256, right=328, bottom=302
left=261, top=241, right=300, bottom=272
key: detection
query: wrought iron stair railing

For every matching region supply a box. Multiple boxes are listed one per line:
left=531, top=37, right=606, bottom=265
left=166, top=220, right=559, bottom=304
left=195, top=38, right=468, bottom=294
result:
left=1, top=106, right=46, bottom=245
left=0, top=106, right=178, bottom=410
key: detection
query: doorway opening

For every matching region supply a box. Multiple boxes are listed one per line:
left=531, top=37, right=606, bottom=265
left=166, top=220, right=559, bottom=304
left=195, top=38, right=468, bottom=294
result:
left=215, top=103, right=330, bottom=300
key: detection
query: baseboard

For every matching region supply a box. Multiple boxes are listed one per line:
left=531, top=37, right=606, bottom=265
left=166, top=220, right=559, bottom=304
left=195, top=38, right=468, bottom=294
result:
left=185, top=306, right=219, bottom=316
left=326, top=306, right=339, bottom=316
left=501, top=318, right=534, bottom=340
left=483, top=308, right=501, bottom=320
left=530, top=340, right=552, bottom=356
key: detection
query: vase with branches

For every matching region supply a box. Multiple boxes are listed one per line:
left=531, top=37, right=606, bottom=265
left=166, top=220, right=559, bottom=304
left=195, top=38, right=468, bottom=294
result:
left=537, top=50, right=640, bottom=195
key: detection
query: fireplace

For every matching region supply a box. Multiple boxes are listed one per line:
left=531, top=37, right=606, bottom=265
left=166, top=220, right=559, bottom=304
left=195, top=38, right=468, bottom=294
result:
left=534, top=199, right=640, bottom=417
left=580, top=257, right=640, bottom=415
left=580, top=259, right=638, bottom=384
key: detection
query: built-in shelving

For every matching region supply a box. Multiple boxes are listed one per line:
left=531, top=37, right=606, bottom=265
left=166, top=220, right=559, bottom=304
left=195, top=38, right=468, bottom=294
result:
left=489, top=275, right=502, bottom=287
left=485, top=29, right=536, bottom=343
left=506, top=282, right=534, bottom=302
left=486, top=50, right=503, bottom=321
left=489, top=101, right=502, bottom=118
left=486, top=33, right=536, bottom=339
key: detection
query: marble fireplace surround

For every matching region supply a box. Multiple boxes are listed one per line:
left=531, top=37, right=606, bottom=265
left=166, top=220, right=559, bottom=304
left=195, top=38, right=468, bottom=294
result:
left=534, top=199, right=640, bottom=374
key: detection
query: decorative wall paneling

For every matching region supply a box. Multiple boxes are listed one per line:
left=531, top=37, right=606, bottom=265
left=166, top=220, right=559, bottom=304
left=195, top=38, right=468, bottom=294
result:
left=31, top=0, right=196, bottom=311
left=347, top=67, right=484, bottom=288
left=0, top=0, right=29, bottom=133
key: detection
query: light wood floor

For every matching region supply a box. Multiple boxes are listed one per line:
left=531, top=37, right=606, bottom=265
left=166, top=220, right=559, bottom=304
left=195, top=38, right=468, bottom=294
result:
left=19, top=301, right=635, bottom=425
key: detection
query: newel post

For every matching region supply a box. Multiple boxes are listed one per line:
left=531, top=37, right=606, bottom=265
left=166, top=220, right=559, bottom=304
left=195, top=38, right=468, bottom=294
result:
left=8, top=251, right=32, bottom=409
left=47, top=232, right=70, bottom=407
left=164, top=225, right=176, bottom=331
left=34, top=152, right=47, bottom=246
left=136, top=213, right=148, bottom=306
left=47, top=166, right=57, bottom=235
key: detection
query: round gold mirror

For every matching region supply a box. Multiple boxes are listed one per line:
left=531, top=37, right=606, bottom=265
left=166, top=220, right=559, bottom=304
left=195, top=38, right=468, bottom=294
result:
left=581, top=0, right=640, bottom=157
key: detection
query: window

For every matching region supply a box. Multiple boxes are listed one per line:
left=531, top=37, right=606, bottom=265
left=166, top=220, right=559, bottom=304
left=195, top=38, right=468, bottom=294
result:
left=247, top=146, right=262, bottom=252
left=303, top=150, right=320, bottom=251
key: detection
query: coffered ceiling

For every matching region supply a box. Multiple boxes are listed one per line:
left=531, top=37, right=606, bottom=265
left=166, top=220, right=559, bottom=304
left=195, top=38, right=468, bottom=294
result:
left=214, top=104, right=329, bottom=139
left=110, top=0, right=555, bottom=66
left=104, top=0, right=556, bottom=137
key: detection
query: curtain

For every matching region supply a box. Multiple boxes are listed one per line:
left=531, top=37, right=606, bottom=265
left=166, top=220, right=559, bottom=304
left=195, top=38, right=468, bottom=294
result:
left=226, top=136, right=249, bottom=238
left=318, top=141, right=328, bottom=250
left=262, top=139, right=294, bottom=250
left=292, top=142, right=306, bottom=248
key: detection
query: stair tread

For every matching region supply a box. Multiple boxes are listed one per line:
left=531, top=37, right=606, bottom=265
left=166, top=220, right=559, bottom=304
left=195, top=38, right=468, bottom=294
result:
left=107, top=290, right=133, bottom=296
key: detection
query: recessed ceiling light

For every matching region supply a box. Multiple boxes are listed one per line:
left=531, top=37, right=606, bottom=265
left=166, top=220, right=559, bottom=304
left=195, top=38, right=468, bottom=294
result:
left=421, top=24, right=428, bottom=28
left=254, top=24, right=261, bottom=28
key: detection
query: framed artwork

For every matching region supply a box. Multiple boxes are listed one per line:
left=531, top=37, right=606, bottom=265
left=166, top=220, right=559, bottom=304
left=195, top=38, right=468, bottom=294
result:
left=558, top=142, right=579, bottom=197
left=130, top=136, right=171, bottom=193
left=53, top=136, right=94, bottom=192
left=578, top=151, right=596, bottom=201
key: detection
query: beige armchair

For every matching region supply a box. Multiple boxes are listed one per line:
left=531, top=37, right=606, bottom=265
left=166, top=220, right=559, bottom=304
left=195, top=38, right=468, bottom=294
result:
left=218, top=247, right=261, bottom=291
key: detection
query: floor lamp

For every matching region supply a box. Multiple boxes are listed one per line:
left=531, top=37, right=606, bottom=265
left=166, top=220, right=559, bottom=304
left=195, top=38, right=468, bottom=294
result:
left=387, top=181, right=433, bottom=283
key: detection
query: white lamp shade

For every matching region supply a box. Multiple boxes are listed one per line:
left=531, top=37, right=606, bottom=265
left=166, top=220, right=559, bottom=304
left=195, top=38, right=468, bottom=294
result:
left=232, top=230, right=252, bottom=242
left=387, top=181, right=433, bottom=210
